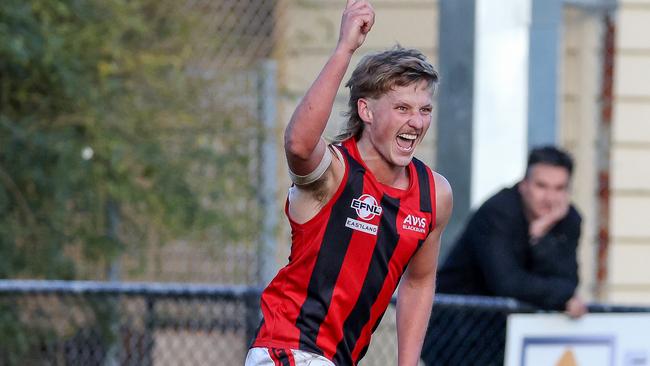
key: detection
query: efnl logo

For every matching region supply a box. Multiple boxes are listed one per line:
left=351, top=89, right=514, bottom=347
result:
left=351, top=194, right=382, bottom=221
left=346, top=194, right=381, bottom=235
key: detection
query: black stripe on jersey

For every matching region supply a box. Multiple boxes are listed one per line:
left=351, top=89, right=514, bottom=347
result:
left=354, top=305, right=387, bottom=362
left=273, top=349, right=292, bottom=366
left=296, top=152, right=366, bottom=355
left=333, top=194, right=401, bottom=366
left=412, top=158, right=432, bottom=213
left=357, top=344, right=370, bottom=364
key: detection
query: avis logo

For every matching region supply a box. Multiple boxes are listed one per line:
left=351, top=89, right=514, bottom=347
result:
left=351, top=194, right=382, bottom=221
left=403, top=214, right=426, bottom=234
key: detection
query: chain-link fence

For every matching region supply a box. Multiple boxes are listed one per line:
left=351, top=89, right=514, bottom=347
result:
left=0, top=281, right=261, bottom=366
left=112, top=0, right=289, bottom=285
left=3, top=280, right=648, bottom=366
left=419, top=296, right=527, bottom=366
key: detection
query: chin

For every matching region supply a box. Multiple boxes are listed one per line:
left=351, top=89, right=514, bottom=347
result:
left=535, top=209, right=551, bottom=218
left=392, top=155, right=413, bottom=167
left=391, top=148, right=416, bottom=166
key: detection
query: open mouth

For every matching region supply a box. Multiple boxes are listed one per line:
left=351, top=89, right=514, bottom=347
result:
left=396, top=133, right=417, bottom=151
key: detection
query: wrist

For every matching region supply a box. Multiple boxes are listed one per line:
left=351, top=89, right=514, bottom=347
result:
left=529, top=227, right=544, bottom=241
left=529, top=220, right=550, bottom=239
left=333, top=48, right=355, bottom=61
left=529, top=235, right=541, bottom=246
left=528, top=223, right=548, bottom=245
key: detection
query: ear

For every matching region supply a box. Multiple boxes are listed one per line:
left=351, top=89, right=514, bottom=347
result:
left=518, top=180, right=527, bottom=195
left=357, top=98, right=373, bottom=123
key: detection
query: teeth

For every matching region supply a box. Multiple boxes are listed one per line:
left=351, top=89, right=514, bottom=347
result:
left=398, top=133, right=417, bottom=140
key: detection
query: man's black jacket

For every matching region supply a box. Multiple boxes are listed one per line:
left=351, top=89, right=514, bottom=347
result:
left=436, top=185, right=582, bottom=310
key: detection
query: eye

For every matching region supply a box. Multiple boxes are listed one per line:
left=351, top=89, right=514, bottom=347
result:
left=420, top=107, right=433, bottom=115
left=396, top=106, right=408, bottom=112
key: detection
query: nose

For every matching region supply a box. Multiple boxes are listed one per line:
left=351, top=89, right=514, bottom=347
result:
left=543, top=190, right=559, bottom=205
left=408, top=112, right=426, bottom=129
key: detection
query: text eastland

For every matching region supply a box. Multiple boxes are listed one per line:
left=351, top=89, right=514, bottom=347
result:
left=345, top=217, right=378, bottom=235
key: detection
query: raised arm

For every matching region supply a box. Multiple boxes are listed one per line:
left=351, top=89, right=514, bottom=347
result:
left=396, top=173, right=453, bottom=366
left=284, top=0, right=374, bottom=177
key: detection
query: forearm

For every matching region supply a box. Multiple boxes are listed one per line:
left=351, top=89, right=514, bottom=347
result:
left=480, top=248, right=575, bottom=308
left=500, top=274, right=576, bottom=310
left=529, top=234, right=579, bottom=281
left=396, top=278, right=435, bottom=366
left=284, top=47, right=353, bottom=162
left=285, top=0, right=374, bottom=173
left=395, top=175, right=451, bottom=365
left=476, top=233, right=576, bottom=309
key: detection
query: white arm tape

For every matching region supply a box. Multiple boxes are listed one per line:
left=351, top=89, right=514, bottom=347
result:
left=288, top=146, right=333, bottom=185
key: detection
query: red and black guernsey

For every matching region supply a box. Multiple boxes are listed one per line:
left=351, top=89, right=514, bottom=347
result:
left=252, top=138, right=437, bottom=365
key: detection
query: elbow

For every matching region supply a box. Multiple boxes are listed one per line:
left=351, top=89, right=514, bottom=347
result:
left=284, top=127, right=318, bottom=160
left=489, top=277, right=524, bottom=299
left=284, top=136, right=312, bottom=161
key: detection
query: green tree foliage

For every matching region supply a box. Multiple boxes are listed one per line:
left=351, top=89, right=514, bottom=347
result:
left=0, top=0, right=260, bottom=279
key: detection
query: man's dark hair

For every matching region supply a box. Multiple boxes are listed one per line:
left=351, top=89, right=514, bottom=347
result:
left=525, top=146, right=574, bottom=177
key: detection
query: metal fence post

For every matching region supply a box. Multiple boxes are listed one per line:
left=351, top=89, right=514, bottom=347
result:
left=104, top=199, right=122, bottom=366
left=257, top=59, right=278, bottom=288
left=142, top=296, right=155, bottom=366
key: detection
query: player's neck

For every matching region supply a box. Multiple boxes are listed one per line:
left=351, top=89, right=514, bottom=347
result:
left=356, top=139, right=409, bottom=189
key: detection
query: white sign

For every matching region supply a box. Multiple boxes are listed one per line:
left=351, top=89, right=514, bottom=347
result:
left=505, top=313, right=650, bottom=366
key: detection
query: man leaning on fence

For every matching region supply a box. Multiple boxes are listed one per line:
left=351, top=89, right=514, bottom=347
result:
left=435, top=146, right=587, bottom=314
left=245, top=0, right=453, bottom=365
left=421, top=146, right=586, bottom=365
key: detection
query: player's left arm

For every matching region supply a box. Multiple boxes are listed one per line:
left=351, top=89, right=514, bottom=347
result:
left=396, top=172, right=452, bottom=366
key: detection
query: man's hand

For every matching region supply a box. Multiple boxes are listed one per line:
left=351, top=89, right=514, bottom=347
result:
left=564, top=295, right=588, bottom=318
left=529, top=192, right=570, bottom=242
left=337, top=0, right=375, bottom=54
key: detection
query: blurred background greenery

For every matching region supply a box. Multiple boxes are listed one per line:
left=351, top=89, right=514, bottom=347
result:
left=0, top=0, right=265, bottom=281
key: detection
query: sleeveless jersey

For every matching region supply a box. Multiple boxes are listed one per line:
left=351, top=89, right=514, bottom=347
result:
left=252, top=138, right=437, bottom=365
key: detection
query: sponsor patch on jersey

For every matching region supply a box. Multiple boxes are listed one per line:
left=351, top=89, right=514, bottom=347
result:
left=345, top=217, right=378, bottom=235
left=402, top=214, right=427, bottom=234
left=351, top=194, right=382, bottom=221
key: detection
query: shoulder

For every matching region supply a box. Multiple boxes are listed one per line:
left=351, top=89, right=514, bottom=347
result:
left=464, top=186, right=522, bottom=230
left=430, top=170, right=453, bottom=229
left=552, top=204, right=582, bottom=240
left=431, top=171, right=452, bottom=200
left=411, top=158, right=452, bottom=208
left=564, top=204, right=582, bottom=226
left=287, top=144, right=346, bottom=221
left=411, top=158, right=447, bottom=191
left=568, top=204, right=582, bottom=221
left=480, top=186, right=520, bottom=213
